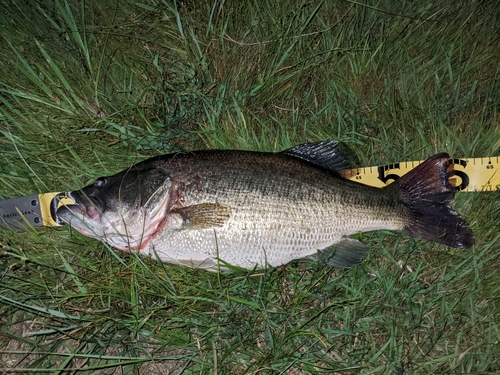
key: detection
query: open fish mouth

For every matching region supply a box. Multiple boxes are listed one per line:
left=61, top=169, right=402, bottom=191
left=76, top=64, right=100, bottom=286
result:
left=57, top=190, right=172, bottom=252
left=57, top=203, right=102, bottom=238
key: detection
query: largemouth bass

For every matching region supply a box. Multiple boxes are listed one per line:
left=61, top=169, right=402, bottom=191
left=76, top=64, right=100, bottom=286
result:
left=57, top=141, right=474, bottom=270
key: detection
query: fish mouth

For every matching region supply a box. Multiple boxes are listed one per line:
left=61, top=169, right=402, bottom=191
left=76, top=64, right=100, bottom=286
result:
left=57, top=203, right=99, bottom=238
left=57, top=190, right=103, bottom=223
left=57, top=189, right=172, bottom=252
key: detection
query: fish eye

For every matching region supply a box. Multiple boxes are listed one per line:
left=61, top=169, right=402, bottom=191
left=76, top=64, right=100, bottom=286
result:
left=94, top=178, right=107, bottom=187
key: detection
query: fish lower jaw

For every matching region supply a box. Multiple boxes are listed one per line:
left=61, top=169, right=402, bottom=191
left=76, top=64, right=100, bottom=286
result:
left=104, top=235, right=149, bottom=252
left=101, top=219, right=167, bottom=252
left=102, top=206, right=170, bottom=252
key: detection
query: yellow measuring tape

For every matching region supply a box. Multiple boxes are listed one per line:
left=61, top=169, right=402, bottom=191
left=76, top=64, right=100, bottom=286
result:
left=340, top=156, right=499, bottom=192
left=39, top=192, right=75, bottom=227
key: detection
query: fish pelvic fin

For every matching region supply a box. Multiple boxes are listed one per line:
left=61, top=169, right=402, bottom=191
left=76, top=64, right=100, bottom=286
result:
left=323, top=238, right=370, bottom=269
left=393, top=153, right=474, bottom=248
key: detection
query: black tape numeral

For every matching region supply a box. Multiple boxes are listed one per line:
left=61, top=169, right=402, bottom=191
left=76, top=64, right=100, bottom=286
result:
left=377, top=163, right=401, bottom=184
left=447, top=159, right=469, bottom=191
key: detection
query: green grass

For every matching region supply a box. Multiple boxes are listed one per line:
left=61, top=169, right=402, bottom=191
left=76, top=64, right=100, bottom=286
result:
left=0, top=0, right=499, bottom=373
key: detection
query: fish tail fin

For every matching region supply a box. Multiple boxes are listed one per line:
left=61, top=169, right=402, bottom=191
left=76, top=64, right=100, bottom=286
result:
left=392, top=153, right=474, bottom=248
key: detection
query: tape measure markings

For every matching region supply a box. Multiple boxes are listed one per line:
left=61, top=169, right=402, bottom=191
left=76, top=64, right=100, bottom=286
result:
left=340, top=156, right=500, bottom=192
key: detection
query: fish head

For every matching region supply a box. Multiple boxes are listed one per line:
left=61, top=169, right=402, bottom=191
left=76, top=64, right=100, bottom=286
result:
left=57, top=166, right=173, bottom=251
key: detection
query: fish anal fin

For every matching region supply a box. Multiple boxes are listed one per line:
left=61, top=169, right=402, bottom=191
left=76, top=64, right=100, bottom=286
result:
left=323, top=237, right=370, bottom=269
left=173, top=203, right=231, bottom=229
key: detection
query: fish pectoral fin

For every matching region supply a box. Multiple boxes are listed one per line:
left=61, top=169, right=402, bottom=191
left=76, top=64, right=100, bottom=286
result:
left=172, top=203, right=231, bottom=229
left=322, top=237, right=370, bottom=269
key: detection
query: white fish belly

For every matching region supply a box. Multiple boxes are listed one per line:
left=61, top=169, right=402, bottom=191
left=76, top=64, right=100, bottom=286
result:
left=143, top=224, right=338, bottom=269
left=141, top=194, right=401, bottom=270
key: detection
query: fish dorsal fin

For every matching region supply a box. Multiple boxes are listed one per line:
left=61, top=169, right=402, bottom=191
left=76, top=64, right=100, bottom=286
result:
left=323, top=237, right=370, bottom=268
left=282, top=140, right=358, bottom=172
left=173, top=203, right=231, bottom=230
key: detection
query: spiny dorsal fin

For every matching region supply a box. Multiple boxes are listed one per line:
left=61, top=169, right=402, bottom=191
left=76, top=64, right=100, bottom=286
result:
left=173, top=203, right=231, bottom=230
left=282, top=140, right=359, bottom=172
left=323, top=237, right=370, bottom=268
